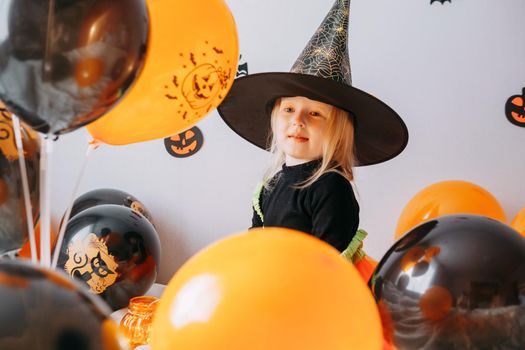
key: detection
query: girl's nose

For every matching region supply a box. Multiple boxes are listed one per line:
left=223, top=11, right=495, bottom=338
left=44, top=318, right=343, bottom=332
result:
left=291, top=112, right=305, bottom=128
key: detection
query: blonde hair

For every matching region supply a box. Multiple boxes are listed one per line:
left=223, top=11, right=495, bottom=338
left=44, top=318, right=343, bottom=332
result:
left=263, top=98, right=356, bottom=189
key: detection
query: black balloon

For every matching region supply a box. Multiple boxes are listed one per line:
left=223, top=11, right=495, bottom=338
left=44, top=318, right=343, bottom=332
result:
left=0, top=106, right=39, bottom=255
left=69, top=188, right=153, bottom=224
left=56, top=204, right=161, bottom=311
left=371, top=215, right=525, bottom=349
left=0, top=0, right=149, bottom=135
left=0, top=260, right=125, bottom=349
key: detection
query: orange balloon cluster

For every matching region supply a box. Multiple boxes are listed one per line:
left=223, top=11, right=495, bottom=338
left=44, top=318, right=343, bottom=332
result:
left=395, top=180, right=507, bottom=239
left=88, top=0, right=239, bottom=145
left=151, top=228, right=383, bottom=350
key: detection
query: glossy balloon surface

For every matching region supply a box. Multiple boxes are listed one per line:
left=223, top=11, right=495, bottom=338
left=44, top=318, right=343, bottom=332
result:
left=56, top=204, right=160, bottom=310
left=0, top=0, right=148, bottom=135
left=69, top=188, right=153, bottom=224
left=395, top=180, right=507, bottom=239
left=151, top=228, right=383, bottom=350
left=0, top=104, right=39, bottom=255
left=372, top=215, right=525, bottom=349
left=0, top=260, right=127, bottom=349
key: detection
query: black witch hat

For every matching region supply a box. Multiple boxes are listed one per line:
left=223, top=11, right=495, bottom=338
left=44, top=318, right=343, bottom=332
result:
left=218, top=0, right=408, bottom=166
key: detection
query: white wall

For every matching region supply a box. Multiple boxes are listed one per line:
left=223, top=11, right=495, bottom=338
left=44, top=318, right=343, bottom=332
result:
left=45, top=0, right=525, bottom=283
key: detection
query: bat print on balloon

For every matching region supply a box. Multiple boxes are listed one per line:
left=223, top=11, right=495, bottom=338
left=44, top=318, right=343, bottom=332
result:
left=164, top=42, right=232, bottom=126
left=430, top=0, right=451, bottom=4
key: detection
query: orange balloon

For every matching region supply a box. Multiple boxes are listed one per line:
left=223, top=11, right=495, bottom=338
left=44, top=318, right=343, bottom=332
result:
left=87, top=0, right=239, bottom=145
left=395, top=180, right=507, bottom=240
left=150, top=228, right=383, bottom=350
left=18, top=219, right=57, bottom=260
left=511, top=207, right=525, bottom=237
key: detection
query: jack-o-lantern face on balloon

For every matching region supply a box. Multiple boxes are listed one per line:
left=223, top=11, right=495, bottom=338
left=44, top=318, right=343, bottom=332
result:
left=505, top=88, right=525, bottom=127
left=164, top=126, right=204, bottom=158
left=183, top=64, right=222, bottom=109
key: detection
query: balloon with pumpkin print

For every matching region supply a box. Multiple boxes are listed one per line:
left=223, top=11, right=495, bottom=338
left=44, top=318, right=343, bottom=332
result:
left=164, top=126, right=204, bottom=158
left=55, top=204, right=161, bottom=311
left=505, top=88, right=525, bottom=127
left=87, top=0, right=239, bottom=145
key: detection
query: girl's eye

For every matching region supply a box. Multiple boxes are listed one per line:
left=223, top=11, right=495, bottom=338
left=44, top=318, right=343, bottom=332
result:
left=310, top=111, right=323, bottom=118
left=283, top=107, right=294, bottom=113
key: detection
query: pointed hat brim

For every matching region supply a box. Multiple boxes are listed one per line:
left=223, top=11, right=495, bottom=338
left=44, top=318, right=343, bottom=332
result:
left=218, top=72, right=408, bottom=166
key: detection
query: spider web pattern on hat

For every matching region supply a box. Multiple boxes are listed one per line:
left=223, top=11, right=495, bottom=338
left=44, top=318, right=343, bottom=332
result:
left=291, top=0, right=352, bottom=85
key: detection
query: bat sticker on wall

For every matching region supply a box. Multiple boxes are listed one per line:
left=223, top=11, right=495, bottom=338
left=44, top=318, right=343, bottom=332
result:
left=430, top=0, right=451, bottom=4
left=236, top=54, right=248, bottom=78
left=505, top=88, right=525, bottom=127
left=164, top=126, right=204, bottom=158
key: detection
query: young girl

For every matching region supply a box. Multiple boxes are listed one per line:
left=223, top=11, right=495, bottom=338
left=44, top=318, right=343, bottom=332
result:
left=218, top=0, right=408, bottom=264
left=251, top=96, right=359, bottom=252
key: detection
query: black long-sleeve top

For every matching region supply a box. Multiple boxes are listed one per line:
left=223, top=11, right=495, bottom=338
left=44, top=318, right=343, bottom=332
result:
left=252, top=160, right=359, bottom=252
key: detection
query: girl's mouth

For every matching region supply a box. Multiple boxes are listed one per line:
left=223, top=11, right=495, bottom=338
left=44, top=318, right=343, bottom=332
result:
left=288, top=135, right=308, bottom=142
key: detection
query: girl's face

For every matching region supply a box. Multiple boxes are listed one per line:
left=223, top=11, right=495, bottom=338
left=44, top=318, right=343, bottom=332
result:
left=274, top=96, right=332, bottom=166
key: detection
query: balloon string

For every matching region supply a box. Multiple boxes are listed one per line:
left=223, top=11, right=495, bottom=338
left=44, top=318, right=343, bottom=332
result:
left=43, top=0, right=56, bottom=82
left=39, top=137, right=54, bottom=268
left=12, top=115, right=38, bottom=264
left=51, top=139, right=100, bottom=269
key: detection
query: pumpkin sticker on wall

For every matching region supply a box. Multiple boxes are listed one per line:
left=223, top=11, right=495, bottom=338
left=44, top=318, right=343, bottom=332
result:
left=505, top=88, right=525, bottom=127
left=164, top=126, right=204, bottom=158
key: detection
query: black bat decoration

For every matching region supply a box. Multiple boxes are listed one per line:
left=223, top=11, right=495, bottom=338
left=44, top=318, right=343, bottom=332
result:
left=430, top=0, right=451, bottom=3
left=236, top=62, right=248, bottom=78
left=235, top=54, right=249, bottom=78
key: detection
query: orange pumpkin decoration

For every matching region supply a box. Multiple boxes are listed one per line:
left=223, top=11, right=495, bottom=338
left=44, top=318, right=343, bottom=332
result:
left=505, top=88, right=525, bottom=126
left=164, top=126, right=203, bottom=158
